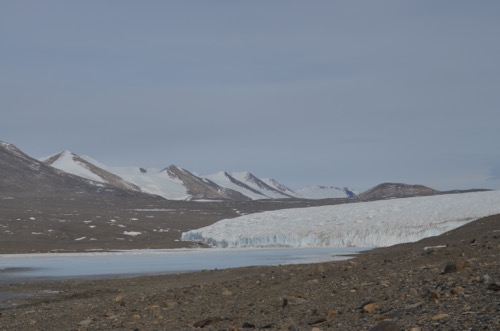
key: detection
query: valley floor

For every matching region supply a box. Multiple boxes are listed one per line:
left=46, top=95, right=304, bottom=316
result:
left=0, top=195, right=347, bottom=253
left=0, top=214, right=498, bottom=330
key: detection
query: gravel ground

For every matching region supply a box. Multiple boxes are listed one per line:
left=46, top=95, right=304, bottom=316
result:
left=0, top=214, right=499, bottom=331
left=0, top=195, right=349, bottom=253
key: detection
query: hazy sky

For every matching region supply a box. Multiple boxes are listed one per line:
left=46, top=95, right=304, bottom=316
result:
left=2, top=1, right=500, bottom=191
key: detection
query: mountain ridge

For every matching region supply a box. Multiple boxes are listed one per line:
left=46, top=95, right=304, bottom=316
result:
left=40, top=148, right=356, bottom=201
left=0, top=141, right=156, bottom=199
left=3, top=141, right=483, bottom=202
left=44, top=151, right=141, bottom=192
left=163, top=165, right=251, bottom=201
left=356, top=182, right=439, bottom=200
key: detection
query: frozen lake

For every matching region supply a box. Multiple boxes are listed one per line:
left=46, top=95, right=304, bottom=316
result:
left=0, top=247, right=363, bottom=283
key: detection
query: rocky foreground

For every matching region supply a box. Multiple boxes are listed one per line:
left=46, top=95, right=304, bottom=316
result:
left=0, top=214, right=499, bottom=331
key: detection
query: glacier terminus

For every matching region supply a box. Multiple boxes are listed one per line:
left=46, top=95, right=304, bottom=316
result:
left=181, top=190, right=500, bottom=248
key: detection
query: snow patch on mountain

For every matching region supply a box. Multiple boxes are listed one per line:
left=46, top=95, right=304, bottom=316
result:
left=42, top=151, right=140, bottom=191
left=0, top=141, right=17, bottom=152
left=46, top=151, right=103, bottom=182
left=181, top=190, right=500, bottom=248
left=108, top=166, right=190, bottom=200
left=206, top=172, right=270, bottom=200
left=262, top=178, right=297, bottom=196
left=231, top=172, right=294, bottom=199
left=165, top=165, right=250, bottom=201
left=42, top=151, right=193, bottom=199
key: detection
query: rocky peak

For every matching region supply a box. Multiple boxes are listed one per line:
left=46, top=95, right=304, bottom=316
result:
left=43, top=151, right=141, bottom=192
left=164, top=165, right=251, bottom=201
left=357, top=183, right=438, bottom=201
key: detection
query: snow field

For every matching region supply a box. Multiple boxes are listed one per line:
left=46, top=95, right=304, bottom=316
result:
left=181, top=191, right=500, bottom=248
left=49, top=151, right=103, bottom=182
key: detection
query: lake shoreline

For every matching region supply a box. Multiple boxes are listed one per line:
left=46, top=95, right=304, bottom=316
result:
left=0, top=247, right=363, bottom=284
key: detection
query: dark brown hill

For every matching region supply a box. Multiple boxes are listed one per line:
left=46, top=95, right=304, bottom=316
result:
left=357, top=182, right=439, bottom=201
left=0, top=141, right=155, bottom=198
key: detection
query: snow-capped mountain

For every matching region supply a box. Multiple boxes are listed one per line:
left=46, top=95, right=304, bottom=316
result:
left=229, top=172, right=296, bottom=199
left=92, top=164, right=191, bottom=200
left=181, top=190, right=500, bottom=248
left=206, top=171, right=298, bottom=200
left=205, top=172, right=271, bottom=200
left=42, top=152, right=251, bottom=201
left=164, top=165, right=250, bottom=201
left=43, top=151, right=141, bottom=192
left=0, top=141, right=151, bottom=198
left=40, top=150, right=356, bottom=201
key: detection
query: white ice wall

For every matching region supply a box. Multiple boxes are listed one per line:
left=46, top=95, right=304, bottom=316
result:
left=182, top=191, right=500, bottom=248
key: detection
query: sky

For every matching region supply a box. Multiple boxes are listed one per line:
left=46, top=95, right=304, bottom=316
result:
left=1, top=1, right=500, bottom=192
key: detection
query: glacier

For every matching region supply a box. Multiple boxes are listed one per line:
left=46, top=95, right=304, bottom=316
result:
left=181, top=190, right=500, bottom=248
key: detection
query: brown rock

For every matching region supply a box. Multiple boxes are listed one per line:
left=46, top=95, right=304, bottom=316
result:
left=450, top=286, right=465, bottom=295
left=405, top=302, right=424, bottom=310
left=308, top=317, right=327, bottom=325
left=443, top=260, right=470, bottom=273
left=374, top=315, right=390, bottom=321
left=326, top=309, right=338, bottom=319
left=363, top=302, right=379, bottom=313
left=431, top=313, right=449, bottom=320
left=78, top=318, right=92, bottom=326
left=369, top=320, right=401, bottom=331
left=113, top=294, right=125, bottom=302
left=429, top=292, right=440, bottom=301
left=145, top=304, right=161, bottom=311
left=379, top=280, right=390, bottom=288
left=283, top=296, right=308, bottom=305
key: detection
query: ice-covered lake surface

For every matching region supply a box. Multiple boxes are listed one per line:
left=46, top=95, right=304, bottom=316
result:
left=182, top=191, right=500, bottom=248
left=0, top=247, right=363, bottom=283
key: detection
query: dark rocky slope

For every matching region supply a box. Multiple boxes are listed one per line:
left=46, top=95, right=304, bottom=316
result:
left=0, top=141, right=156, bottom=199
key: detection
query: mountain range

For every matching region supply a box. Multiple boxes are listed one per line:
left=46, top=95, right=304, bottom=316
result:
left=40, top=149, right=356, bottom=201
left=2, top=140, right=480, bottom=202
